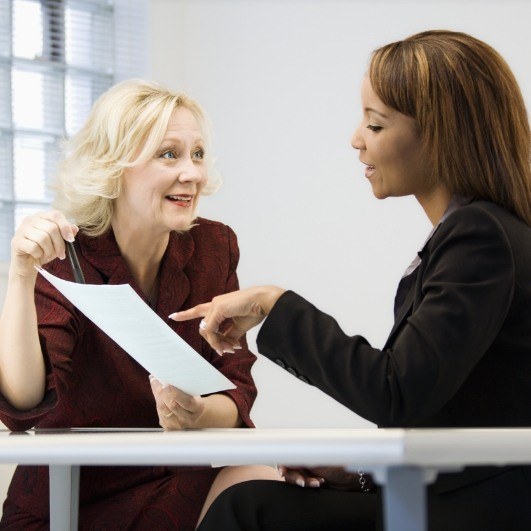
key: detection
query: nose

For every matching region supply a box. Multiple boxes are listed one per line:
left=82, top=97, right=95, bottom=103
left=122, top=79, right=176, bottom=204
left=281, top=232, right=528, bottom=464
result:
left=351, top=121, right=365, bottom=151
left=178, top=157, right=204, bottom=184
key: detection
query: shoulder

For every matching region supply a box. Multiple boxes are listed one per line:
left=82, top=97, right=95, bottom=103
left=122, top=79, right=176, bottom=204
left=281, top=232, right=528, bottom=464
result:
left=190, top=217, right=238, bottom=245
left=422, top=200, right=530, bottom=284
left=432, top=200, right=530, bottom=246
left=187, top=218, right=240, bottom=272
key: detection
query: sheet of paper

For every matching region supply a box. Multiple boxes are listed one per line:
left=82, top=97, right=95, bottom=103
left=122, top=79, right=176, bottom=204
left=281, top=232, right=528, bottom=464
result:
left=38, top=268, right=235, bottom=396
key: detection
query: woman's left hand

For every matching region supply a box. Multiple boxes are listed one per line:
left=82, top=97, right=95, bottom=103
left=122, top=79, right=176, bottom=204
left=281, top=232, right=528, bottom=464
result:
left=278, top=465, right=367, bottom=491
left=150, top=376, right=205, bottom=429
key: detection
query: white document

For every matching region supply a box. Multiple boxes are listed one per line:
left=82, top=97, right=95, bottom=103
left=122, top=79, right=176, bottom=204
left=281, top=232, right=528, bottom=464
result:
left=37, top=268, right=235, bottom=396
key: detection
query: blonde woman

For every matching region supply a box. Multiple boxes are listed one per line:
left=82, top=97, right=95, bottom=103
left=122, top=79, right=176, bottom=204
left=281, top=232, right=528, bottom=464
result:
left=0, top=80, right=280, bottom=530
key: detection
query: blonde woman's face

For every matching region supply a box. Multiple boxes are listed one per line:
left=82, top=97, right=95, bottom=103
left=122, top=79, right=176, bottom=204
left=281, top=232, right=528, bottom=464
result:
left=351, top=77, right=433, bottom=201
left=117, top=107, right=208, bottom=234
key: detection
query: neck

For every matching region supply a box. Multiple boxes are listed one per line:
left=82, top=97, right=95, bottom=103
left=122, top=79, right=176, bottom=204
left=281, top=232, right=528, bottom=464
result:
left=416, top=185, right=452, bottom=226
left=111, top=220, right=169, bottom=295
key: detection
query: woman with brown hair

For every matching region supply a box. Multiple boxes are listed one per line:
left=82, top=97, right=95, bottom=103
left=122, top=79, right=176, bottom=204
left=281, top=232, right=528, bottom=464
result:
left=178, top=30, right=531, bottom=530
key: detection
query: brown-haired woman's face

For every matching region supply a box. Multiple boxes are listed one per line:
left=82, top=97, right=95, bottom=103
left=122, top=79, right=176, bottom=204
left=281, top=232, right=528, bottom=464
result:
left=351, top=77, right=433, bottom=201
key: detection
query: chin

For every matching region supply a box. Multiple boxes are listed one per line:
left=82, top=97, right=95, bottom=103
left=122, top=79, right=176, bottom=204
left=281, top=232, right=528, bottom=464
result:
left=370, top=187, right=389, bottom=200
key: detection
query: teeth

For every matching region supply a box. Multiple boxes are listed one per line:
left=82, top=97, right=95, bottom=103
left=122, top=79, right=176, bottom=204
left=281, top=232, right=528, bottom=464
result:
left=167, top=195, right=191, bottom=201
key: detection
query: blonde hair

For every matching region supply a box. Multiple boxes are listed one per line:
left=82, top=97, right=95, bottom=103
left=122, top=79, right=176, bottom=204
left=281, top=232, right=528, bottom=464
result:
left=369, top=30, right=531, bottom=225
left=53, top=79, right=221, bottom=236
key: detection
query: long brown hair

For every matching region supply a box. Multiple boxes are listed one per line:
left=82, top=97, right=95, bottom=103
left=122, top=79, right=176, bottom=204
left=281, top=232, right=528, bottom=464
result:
left=369, top=30, right=531, bottom=225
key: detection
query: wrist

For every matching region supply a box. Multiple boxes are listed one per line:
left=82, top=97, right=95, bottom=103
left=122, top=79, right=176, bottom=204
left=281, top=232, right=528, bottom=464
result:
left=9, top=258, right=39, bottom=282
left=259, top=286, right=285, bottom=315
left=8, top=267, right=38, bottom=289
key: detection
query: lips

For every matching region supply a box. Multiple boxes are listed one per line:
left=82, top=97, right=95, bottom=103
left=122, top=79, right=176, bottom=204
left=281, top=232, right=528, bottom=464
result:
left=165, top=194, right=194, bottom=207
left=361, top=161, right=376, bottom=178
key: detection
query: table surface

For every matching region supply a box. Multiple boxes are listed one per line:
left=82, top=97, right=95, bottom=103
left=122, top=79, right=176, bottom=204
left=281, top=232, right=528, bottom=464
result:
left=1, top=428, right=531, bottom=468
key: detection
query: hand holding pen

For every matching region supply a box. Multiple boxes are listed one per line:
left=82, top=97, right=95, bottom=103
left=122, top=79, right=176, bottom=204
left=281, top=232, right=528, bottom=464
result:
left=9, top=210, right=80, bottom=279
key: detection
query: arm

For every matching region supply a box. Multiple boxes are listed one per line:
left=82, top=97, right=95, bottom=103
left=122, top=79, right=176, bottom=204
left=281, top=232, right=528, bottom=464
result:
left=173, top=206, right=516, bottom=426
left=207, top=226, right=258, bottom=427
left=160, top=225, right=259, bottom=429
left=0, top=211, right=77, bottom=411
left=258, top=206, right=515, bottom=426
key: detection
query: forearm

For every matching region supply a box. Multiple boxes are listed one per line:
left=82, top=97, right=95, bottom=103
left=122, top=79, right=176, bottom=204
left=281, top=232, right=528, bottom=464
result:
left=0, top=272, right=46, bottom=410
left=199, top=393, right=243, bottom=428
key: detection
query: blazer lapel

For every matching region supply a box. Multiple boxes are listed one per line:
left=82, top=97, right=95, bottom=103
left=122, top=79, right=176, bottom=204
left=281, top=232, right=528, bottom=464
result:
left=77, top=229, right=195, bottom=314
left=384, top=268, right=419, bottom=349
left=78, top=230, right=131, bottom=286
left=156, top=231, right=194, bottom=315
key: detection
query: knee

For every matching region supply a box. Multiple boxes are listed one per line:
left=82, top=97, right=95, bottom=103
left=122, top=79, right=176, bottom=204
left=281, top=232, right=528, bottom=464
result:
left=198, top=480, right=273, bottom=531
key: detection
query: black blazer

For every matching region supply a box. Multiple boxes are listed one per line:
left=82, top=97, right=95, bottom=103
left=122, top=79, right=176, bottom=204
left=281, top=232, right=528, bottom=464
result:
left=257, top=200, right=531, bottom=493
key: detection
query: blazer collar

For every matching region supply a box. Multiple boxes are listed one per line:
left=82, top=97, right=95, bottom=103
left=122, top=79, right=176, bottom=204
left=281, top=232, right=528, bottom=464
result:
left=77, top=229, right=195, bottom=312
left=384, top=196, right=473, bottom=348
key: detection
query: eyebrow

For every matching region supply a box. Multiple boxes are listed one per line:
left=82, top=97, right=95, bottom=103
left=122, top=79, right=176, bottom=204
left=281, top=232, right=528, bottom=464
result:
left=364, top=107, right=389, bottom=120
left=160, top=135, right=204, bottom=145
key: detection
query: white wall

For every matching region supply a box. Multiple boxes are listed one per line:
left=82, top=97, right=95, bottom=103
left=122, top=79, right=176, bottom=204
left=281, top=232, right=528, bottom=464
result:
left=1, top=0, right=530, bottom=510
left=149, top=0, right=531, bottom=427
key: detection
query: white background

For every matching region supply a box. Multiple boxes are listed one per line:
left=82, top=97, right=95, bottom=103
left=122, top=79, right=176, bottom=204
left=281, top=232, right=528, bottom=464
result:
left=1, top=0, right=530, bottom=507
left=148, top=0, right=531, bottom=428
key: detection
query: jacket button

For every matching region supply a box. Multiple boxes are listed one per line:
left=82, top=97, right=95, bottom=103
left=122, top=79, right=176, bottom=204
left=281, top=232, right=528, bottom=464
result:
left=275, top=359, right=286, bottom=369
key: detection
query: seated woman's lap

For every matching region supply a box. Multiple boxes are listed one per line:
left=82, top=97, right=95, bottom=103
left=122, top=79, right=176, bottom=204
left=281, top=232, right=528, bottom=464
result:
left=196, top=465, right=283, bottom=529
left=198, top=467, right=531, bottom=531
left=197, top=479, right=380, bottom=531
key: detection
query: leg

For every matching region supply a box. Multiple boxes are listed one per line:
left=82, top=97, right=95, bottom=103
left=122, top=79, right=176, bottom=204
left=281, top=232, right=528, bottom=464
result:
left=196, top=465, right=282, bottom=528
left=197, top=479, right=380, bottom=531
left=427, top=466, right=531, bottom=531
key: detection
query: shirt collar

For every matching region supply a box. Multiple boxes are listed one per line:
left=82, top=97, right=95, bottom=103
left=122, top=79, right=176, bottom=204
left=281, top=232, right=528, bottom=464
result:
left=402, top=195, right=472, bottom=277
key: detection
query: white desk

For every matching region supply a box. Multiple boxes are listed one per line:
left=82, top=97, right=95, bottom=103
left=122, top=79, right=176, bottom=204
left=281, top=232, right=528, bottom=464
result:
left=1, top=428, right=531, bottom=531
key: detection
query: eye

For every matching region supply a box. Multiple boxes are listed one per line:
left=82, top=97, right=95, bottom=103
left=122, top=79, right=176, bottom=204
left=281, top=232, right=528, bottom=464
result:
left=366, top=124, right=383, bottom=132
left=160, top=150, right=177, bottom=159
left=193, top=148, right=205, bottom=160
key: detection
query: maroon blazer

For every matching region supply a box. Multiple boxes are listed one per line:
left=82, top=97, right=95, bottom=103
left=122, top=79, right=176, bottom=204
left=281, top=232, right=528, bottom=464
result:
left=0, top=218, right=257, bottom=530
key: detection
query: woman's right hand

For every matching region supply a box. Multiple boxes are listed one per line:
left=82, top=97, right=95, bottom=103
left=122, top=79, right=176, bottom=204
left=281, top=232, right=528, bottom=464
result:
left=169, top=286, right=285, bottom=355
left=10, top=210, right=78, bottom=279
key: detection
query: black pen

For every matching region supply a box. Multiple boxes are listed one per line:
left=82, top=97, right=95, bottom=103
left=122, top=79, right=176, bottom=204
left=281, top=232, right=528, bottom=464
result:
left=65, top=240, right=86, bottom=284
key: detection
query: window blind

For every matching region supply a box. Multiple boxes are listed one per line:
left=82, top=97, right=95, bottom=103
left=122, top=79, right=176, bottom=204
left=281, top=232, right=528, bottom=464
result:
left=0, top=0, right=149, bottom=261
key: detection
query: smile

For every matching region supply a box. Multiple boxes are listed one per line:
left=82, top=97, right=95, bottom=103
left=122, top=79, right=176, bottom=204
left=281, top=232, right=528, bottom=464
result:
left=363, top=163, right=376, bottom=178
left=165, top=194, right=194, bottom=207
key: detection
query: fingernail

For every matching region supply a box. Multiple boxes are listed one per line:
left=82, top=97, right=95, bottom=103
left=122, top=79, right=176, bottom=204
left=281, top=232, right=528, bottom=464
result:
left=168, top=313, right=177, bottom=320
left=66, top=234, right=75, bottom=243
left=308, top=479, right=321, bottom=488
left=296, top=479, right=305, bottom=488
left=223, top=349, right=235, bottom=354
left=149, top=374, right=155, bottom=381
left=215, top=349, right=223, bottom=356
left=233, top=345, right=242, bottom=350
left=59, top=254, right=66, bottom=260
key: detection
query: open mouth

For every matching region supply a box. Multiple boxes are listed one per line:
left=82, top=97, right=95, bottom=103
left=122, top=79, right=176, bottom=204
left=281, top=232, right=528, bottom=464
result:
left=362, top=163, right=376, bottom=178
left=165, top=194, right=194, bottom=206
